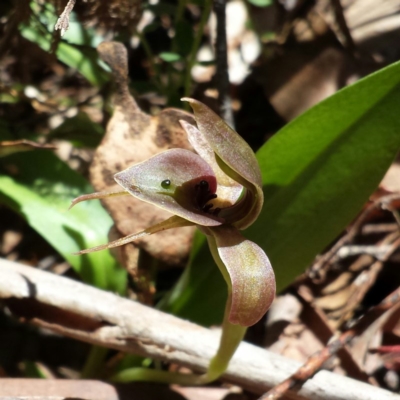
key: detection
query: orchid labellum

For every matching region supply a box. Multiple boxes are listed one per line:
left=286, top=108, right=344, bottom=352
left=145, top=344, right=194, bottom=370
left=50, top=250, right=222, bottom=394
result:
left=71, top=98, right=275, bottom=384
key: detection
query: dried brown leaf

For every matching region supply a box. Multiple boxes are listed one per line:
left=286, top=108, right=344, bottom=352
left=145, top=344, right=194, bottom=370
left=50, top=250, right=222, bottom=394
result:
left=90, top=42, right=196, bottom=272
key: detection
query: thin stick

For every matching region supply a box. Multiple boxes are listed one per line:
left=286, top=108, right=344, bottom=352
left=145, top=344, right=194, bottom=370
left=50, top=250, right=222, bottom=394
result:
left=1, top=258, right=398, bottom=400
left=330, top=0, right=356, bottom=53
left=183, top=0, right=213, bottom=99
left=213, top=0, right=234, bottom=128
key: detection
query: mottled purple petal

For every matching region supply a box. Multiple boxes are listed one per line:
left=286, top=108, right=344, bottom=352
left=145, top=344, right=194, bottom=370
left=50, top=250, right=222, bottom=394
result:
left=114, top=148, right=224, bottom=226
left=208, top=225, right=275, bottom=326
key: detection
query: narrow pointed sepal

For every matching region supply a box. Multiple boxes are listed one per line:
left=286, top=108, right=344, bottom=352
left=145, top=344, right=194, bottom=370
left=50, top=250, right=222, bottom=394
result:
left=69, top=190, right=130, bottom=210
left=73, top=216, right=194, bottom=255
left=208, top=225, right=276, bottom=327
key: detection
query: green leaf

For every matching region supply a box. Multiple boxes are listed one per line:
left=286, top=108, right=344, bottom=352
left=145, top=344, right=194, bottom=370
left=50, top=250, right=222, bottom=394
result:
left=19, top=8, right=109, bottom=87
left=161, top=61, right=400, bottom=325
left=22, top=361, right=47, bottom=378
left=247, top=0, right=273, bottom=6
left=0, top=151, right=126, bottom=293
left=159, top=52, right=181, bottom=63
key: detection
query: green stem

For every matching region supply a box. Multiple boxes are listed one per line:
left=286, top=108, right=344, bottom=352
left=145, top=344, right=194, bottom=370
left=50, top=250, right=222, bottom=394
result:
left=111, top=368, right=206, bottom=385
left=165, top=0, right=188, bottom=100
left=175, top=0, right=188, bottom=28
left=183, top=0, right=213, bottom=101
left=206, top=298, right=247, bottom=381
left=111, top=304, right=245, bottom=385
left=81, top=346, right=109, bottom=379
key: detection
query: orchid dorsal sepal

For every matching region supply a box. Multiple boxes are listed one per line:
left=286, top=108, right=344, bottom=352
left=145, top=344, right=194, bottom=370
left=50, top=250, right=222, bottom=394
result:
left=213, top=157, right=262, bottom=229
left=69, top=190, right=130, bottom=210
left=180, top=98, right=264, bottom=229
left=181, top=98, right=262, bottom=188
left=73, top=215, right=194, bottom=255
left=179, top=119, right=243, bottom=208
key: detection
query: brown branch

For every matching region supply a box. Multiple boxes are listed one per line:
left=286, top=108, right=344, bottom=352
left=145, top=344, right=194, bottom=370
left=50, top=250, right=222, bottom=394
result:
left=330, top=0, right=356, bottom=53
left=0, top=258, right=399, bottom=400
left=258, top=238, right=400, bottom=400
left=213, top=0, right=234, bottom=128
left=310, top=194, right=400, bottom=277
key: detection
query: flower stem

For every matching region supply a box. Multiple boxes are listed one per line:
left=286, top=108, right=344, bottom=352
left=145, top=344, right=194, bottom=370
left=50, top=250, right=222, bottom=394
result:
left=81, top=345, right=108, bottom=379
left=206, top=298, right=247, bottom=381
left=110, top=299, right=245, bottom=385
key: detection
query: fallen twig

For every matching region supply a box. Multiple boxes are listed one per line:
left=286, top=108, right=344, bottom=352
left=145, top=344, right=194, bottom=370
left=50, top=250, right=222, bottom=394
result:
left=311, top=194, right=400, bottom=278
left=0, top=258, right=399, bottom=400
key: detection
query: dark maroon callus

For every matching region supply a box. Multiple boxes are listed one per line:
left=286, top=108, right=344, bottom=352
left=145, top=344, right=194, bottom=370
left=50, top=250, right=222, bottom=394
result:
left=194, top=179, right=218, bottom=212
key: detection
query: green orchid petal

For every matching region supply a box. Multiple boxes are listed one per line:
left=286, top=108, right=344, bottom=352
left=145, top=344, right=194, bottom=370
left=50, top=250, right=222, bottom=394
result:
left=180, top=120, right=243, bottom=208
left=206, top=225, right=275, bottom=327
left=181, top=98, right=263, bottom=229
left=114, top=148, right=224, bottom=226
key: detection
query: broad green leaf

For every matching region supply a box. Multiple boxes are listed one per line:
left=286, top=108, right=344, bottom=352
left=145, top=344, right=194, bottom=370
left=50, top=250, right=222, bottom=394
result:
left=161, top=61, right=400, bottom=325
left=0, top=151, right=126, bottom=293
left=19, top=2, right=109, bottom=88
left=61, top=14, right=105, bottom=48
left=20, top=24, right=109, bottom=86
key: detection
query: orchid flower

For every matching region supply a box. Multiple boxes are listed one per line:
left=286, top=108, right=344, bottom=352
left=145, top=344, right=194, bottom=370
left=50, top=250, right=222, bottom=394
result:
left=71, top=98, right=275, bottom=384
